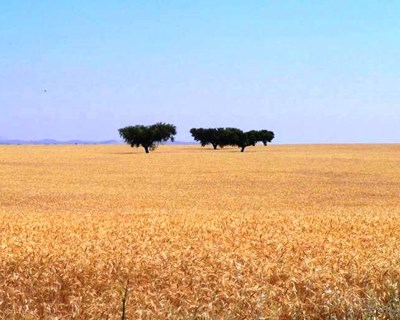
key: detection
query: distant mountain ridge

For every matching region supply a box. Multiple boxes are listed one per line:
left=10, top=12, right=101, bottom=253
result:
left=0, top=139, right=192, bottom=145
left=0, top=139, right=121, bottom=145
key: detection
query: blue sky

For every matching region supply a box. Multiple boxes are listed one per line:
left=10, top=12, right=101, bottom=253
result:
left=1, top=1, right=399, bottom=143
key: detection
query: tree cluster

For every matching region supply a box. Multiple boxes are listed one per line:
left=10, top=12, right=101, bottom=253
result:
left=118, top=123, right=274, bottom=153
left=190, top=127, right=274, bottom=152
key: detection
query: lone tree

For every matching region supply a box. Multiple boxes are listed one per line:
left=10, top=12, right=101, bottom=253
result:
left=119, top=122, right=176, bottom=153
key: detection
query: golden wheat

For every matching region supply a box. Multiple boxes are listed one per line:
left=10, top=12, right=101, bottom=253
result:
left=1, top=144, right=400, bottom=319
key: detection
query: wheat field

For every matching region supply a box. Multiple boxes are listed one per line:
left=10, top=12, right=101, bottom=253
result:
left=0, top=144, right=399, bottom=319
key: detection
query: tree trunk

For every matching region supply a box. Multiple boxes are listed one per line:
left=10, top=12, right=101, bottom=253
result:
left=241, top=146, right=246, bottom=152
left=212, top=144, right=217, bottom=150
left=263, top=142, right=267, bottom=146
left=144, top=146, right=149, bottom=153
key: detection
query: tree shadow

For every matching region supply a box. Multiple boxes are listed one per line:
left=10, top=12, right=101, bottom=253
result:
left=105, top=146, right=261, bottom=155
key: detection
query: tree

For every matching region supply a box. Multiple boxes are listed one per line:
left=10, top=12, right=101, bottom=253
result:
left=190, top=128, right=212, bottom=149
left=190, top=128, right=222, bottom=149
left=227, top=129, right=259, bottom=152
left=216, top=127, right=238, bottom=148
left=118, top=122, right=176, bottom=153
left=257, top=130, right=275, bottom=146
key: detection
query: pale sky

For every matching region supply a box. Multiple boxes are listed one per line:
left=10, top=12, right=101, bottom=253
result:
left=1, top=1, right=399, bottom=143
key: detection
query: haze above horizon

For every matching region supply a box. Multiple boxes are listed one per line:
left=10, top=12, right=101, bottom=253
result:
left=1, top=1, right=399, bottom=143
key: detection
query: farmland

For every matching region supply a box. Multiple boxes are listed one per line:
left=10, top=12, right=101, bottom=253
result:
left=1, top=144, right=400, bottom=319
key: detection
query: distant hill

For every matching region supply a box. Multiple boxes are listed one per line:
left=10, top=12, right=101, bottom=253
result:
left=0, top=139, right=121, bottom=145
left=165, top=141, right=193, bottom=145
left=0, top=139, right=193, bottom=145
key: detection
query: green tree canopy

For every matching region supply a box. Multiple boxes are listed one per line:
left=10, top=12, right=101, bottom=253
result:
left=119, top=122, right=177, bottom=153
left=190, top=128, right=224, bottom=150
left=226, top=129, right=258, bottom=152
left=190, top=127, right=275, bottom=151
left=257, top=130, right=275, bottom=146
